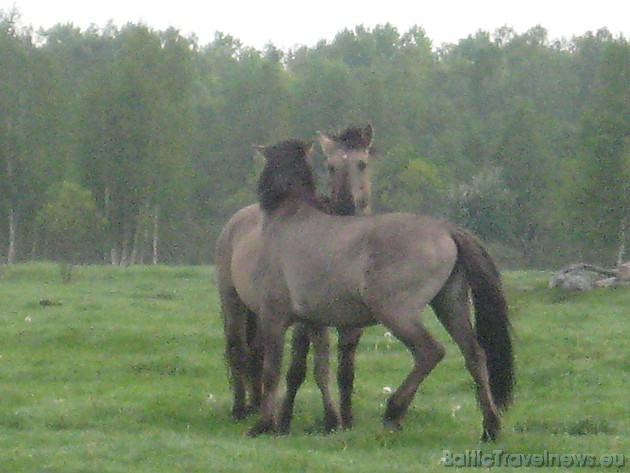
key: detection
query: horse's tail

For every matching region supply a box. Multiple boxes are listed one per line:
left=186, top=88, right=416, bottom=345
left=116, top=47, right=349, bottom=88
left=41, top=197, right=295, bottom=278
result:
left=450, top=226, right=514, bottom=410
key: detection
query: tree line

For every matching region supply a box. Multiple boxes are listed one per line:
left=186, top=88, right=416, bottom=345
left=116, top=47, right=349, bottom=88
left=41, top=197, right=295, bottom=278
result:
left=1, top=10, right=628, bottom=268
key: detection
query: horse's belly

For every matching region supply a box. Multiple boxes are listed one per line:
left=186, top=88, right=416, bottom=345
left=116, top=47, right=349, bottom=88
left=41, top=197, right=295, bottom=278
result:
left=297, top=298, right=375, bottom=328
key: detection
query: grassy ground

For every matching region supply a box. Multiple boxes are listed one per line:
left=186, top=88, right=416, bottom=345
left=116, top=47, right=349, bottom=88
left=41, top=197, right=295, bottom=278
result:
left=0, top=263, right=627, bottom=472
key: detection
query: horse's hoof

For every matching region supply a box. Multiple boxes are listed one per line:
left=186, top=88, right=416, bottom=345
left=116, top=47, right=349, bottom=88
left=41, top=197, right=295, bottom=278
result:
left=341, top=415, right=354, bottom=431
left=382, top=418, right=403, bottom=433
left=278, top=409, right=293, bottom=435
left=232, top=407, right=249, bottom=421
left=481, top=415, right=501, bottom=442
left=277, top=421, right=291, bottom=436
left=233, top=404, right=259, bottom=420
left=481, top=427, right=499, bottom=442
left=323, top=413, right=341, bottom=435
left=246, top=404, right=260, bottom=416
left=245, top=419, right=277, bottom=437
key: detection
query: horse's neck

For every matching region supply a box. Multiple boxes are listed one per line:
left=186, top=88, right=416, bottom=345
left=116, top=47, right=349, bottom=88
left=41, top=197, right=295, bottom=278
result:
left=263, top=197, right=316, bottom=221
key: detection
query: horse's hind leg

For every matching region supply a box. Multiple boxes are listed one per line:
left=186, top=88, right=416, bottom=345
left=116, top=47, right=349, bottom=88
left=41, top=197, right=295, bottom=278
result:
left=337, top=327, right=363, bottom=429
left=247, top=307, right=291, bottom=437
left=310, top=325, right=341, bottom=433
left=221, top=288, right=253, bottom=420
left=278, top=324, right=311, bottom=434
left=279, top=324, right=340, bottom=435
left=380, top=308, right=446, bottom=431
left=430, top=266, right=501, bottom=441
left=246, top=311, right=263, bottom=412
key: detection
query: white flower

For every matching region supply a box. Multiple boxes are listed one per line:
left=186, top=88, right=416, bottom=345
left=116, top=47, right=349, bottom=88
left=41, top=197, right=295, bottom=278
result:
left=25, top=316, right=32, bottom=323
left=382, top=386, right=393, bottom=394
left=451, top=404, right=461, bottom=417
left=374, top=331, right=393, bottom=351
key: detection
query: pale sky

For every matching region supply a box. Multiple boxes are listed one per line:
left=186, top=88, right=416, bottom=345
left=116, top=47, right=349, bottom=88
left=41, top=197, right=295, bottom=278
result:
left=2, top=0, right=628, bottom=49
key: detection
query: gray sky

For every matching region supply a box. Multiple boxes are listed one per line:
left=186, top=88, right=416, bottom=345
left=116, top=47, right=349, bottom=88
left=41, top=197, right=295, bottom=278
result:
left=2, top=0, right=628, bottom=49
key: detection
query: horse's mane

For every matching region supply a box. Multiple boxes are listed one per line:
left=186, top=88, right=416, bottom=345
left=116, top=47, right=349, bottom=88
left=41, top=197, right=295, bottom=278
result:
left=333, top=125, right=372, bottom=150
left=314, top=193, right=355, bottom=215
left=258, top=139, right=318, bottom=213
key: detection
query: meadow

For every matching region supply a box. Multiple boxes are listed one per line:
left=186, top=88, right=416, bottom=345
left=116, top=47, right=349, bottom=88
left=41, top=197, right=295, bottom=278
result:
left=0, top=264, right=627, bottom=472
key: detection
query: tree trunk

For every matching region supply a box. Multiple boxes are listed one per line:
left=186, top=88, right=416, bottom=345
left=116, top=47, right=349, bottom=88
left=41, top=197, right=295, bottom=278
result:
left=7, top=207, right=16, bottom=264
left=616, top=216, right=627, bottom=268
left=550, top=261, right=630, bottom=290
left=131, top=200, right=151, bottom=265
left=152, top=206, right=159, bottom=265
left=110, top=247, right=120, bottom=266
left=140, top=212, right=150, bottom=265
left=130, top=213, right=143, bottom=266
left=5, top=141, right=16, bottom=264
left=104, top=185, right=111, bottom=220
left=120, top=226, right=131, bottom=267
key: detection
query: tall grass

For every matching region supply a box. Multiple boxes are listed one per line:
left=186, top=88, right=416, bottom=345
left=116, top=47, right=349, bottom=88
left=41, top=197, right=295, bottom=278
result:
left=0, top=264, right=627, bottom=472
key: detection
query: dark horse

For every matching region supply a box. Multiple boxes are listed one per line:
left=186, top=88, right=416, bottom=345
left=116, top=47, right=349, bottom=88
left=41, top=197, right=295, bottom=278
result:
left=215, top=126, right=375, bottom=432
left=248, top=139, right=514, bottom=441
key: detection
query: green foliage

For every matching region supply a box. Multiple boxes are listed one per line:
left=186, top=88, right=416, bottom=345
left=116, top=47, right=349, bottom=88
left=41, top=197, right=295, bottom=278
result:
left=0, top=265, right=627, bottom=471
left=450, top=166, right=513, bottom=241
left=375, top=145, right=448, bottom=215
left=0, top=10, right=628, bottom=267
left=36, top=181, right=105, bottom=262
left=572, top=41, right=630, bottom=264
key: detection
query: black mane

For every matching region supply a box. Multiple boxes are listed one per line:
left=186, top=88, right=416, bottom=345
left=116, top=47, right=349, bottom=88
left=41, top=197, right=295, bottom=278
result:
left=333, top=125, right=372, bottom=150
left=314, top=193, right=355, bottom=215
left=258, top=139, right=317, bottom=213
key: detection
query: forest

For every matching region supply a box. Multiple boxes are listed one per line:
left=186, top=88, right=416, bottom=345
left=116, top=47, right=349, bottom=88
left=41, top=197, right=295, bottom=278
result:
left=0, top=10, right=628, bottom=268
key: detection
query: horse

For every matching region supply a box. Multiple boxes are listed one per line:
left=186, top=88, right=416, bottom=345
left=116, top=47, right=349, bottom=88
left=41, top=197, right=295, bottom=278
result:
left=214, top=125, right=375, bottom=432
left=279, top=125, right=374, bottom=433
left=248, top=139, right=514, bottom=441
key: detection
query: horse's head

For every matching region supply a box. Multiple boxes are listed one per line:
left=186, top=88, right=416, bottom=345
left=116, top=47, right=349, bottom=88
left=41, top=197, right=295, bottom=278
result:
left=318, top=125, right=374, bottom=216
left=256, top=139, right=316, bottom=213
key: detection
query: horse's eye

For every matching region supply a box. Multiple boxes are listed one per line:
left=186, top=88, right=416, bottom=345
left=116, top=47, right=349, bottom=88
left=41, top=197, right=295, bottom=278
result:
left=357, top=161, right=367, bottom=171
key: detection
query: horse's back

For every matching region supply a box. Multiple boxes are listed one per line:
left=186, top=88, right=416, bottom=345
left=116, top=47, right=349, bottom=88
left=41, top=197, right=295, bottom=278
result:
left=263, top=207, right=458, bottom=324
left=365, top=213, right=457, bottom=274
left=360, top=213, right=458, bottom=309
left=215, top=203, right=263, bottom=312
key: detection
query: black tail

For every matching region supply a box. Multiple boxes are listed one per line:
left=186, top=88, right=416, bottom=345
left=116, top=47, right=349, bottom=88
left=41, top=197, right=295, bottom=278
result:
left=450, top=227, right=514, bottom=410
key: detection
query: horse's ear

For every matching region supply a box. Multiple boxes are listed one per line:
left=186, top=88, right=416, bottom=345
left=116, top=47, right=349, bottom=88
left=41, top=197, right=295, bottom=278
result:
left=362, top=124, right=374, bottom=148
left=304, top=140, right=315, bottom=167
left=304, top=140, right=315, bottom=156
left=317, top=132, right=336, bottom=156
left=252, top=144, right=267, bottom=159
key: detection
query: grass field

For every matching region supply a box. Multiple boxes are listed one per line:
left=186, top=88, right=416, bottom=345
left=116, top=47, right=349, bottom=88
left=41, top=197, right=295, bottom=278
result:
left=0, top=263, right=627, bottom=472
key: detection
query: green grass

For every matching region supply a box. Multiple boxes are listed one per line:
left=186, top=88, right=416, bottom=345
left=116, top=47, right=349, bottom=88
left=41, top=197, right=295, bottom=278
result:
left=0, top=263, right=628, bottom=472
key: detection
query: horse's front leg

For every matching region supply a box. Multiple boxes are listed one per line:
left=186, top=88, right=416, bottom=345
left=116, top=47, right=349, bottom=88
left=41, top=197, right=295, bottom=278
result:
left=246, top=313, right=264, bottom=414
left=310, top=325, right=341, bottom=433
left=279, top=323, right=311, bottom=434
left=337, top=327, right=363, bottom=429
left=247, top=305, right=290, bottom=437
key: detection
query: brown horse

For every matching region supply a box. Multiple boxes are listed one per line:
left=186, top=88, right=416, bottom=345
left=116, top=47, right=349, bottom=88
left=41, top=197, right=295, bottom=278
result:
left=248, top=139, right=514, bottom=441
left=279, top=125, right=374, bottom=433
left=214, top=125, right=375, bottom=432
